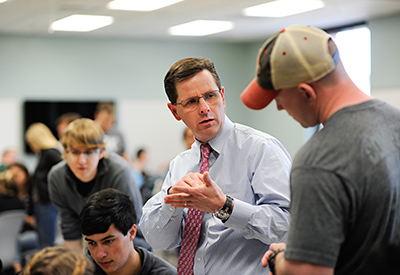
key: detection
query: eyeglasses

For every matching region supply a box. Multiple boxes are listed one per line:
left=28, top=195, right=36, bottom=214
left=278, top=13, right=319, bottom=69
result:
left=174, top=90, right=221, bottom=111
left=66, top=148, right=101, bottom=159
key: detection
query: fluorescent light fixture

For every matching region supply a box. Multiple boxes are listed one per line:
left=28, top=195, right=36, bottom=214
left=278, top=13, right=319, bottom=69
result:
left=50, top=14, right=114, bottom=32
left=244, top=0, right=325, bottom=17
left=0, top=0, right=9, bottom=3
left=108, top=0, right=184, bottom=11
left=169, top=20, right=234, bottom=36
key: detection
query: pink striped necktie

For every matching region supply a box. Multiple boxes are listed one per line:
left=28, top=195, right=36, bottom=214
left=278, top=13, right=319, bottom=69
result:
left=177, top=143, right=211, bottom=275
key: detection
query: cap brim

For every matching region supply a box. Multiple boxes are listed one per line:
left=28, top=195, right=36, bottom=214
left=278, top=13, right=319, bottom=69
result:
left=240, top=78, right=279, bottom=110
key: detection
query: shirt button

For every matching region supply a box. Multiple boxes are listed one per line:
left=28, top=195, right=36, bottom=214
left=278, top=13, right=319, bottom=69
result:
left=197, top=257, right=202, bottom=262
left=169, top=207, right=173, bottom=211
left=157, top=225, right=160, bottom=229
left=203, top=233, right=206, bottom=237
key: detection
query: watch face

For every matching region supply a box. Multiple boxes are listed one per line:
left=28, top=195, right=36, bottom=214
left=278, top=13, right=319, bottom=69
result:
left=215, top=195, right=233, bottom=221
left=216, top=210, right=229, bottom=220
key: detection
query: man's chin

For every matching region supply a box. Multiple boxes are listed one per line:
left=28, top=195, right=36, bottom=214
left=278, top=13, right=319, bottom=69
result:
left=98, top=260, right=115, bottom=271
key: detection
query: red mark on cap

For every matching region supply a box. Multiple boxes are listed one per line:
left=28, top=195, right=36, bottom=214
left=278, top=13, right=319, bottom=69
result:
left=263, top=49, right=268, bottom=55
left=304, top=37, right=307, bottom=40
left=280, top=28, right=286, bottom=33
left=282, top=51, right=286, bottom=55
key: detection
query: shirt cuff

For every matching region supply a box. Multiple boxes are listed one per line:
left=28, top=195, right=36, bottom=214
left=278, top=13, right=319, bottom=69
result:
left=222, top=199, right=252, bottom=229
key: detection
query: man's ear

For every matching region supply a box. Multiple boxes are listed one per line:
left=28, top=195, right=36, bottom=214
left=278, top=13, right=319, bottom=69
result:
left=220, top=86, right=226, bottom=108
left=129, top=225, right=137, bottom=241
left=99, top=148, right=105, bottom=159
left=167, top=103, right=182, bottom=121
left=298, top=83, right=317, bottom=103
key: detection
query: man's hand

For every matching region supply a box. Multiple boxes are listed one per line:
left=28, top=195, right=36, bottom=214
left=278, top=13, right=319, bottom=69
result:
left=261, top=243, right=334, bottom=275
left=262, top=243, right=287, bottom=274
left=164, top=171, right=226, bottom=213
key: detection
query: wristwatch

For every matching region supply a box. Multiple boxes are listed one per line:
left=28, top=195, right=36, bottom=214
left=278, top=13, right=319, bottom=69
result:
left=268, top=248, right=286, bottom=275
left=214, top=195, right=233, bottom=222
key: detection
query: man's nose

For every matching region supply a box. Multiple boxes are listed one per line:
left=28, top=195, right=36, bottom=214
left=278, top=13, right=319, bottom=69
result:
left=78, top=152, right=88, bottom=162
left=198, top=98, right=210, bottom=114
left=96, top=246, right=107, bottom=258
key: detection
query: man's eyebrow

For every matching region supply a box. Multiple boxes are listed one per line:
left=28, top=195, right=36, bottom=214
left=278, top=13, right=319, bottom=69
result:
left=85, top=235, right=115, bottom=242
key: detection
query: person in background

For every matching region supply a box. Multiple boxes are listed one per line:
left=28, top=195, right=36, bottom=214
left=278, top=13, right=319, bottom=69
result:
left=25, top=123, right=62, bottom=249
left=132, top=148, right=154, bottom=204
left=182, top=128, right=194, bottom=150
left=0, top=170, right=26, bottom=274
left=9, top=163, right=35, bottom=231
left=240, top=25, right=400, bottom=275
left=56, top=112, right=81, bottom=140
left=80, top=188, right=177, bottom=275
left=0, top=170, right=25, bottom=212
left=131, top=148, right=148, bottom=189
left=22, top=246, right=94, bottom=275
left=0, top=147, right=19, bottom=172
left=94, top=102, right=129, bottom=162
left=139, top=57, right=291, bottom=274
left=9, top=163, right=39, bottom=274
left=56, top=112, right=81, bottom=152
left=48, top=118, right=149, bottom=253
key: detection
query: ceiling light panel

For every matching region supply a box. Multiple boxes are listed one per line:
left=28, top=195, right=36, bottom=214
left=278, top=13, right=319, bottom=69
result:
left=244, top=0, right=325, bottom=17
left=169, top=20, right=234, bottom=36
left=50, top=14, right=114, bottom=32
left=108, top=0, right=184, bottom=11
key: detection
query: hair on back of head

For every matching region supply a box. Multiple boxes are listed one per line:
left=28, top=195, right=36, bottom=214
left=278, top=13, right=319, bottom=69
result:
left=80, top=188, right=137, bottom=236
left=56, top=112, right=81, bottom=125
left=23, top=246, right=94, bottom=275
left=25, top=123, right=59, bottom=150
left=95, top=102, right=115, bottom=114
left=0, top=170, right=19, bottom=196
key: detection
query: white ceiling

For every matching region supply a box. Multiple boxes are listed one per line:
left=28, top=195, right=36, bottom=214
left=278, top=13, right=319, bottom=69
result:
left=1, top=0, right=400, bottom=42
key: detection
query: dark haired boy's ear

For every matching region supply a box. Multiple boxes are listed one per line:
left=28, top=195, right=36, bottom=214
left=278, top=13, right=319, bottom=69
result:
left=129, top=225, right=137, bottom=241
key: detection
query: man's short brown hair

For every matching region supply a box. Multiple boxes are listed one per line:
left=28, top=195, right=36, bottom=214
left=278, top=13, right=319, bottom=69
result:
left=164, top=57, right=221, bottom=104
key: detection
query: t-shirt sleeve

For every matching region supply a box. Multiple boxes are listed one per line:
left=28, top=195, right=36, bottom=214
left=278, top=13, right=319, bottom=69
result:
left=285, top=167, right=350, bottom=268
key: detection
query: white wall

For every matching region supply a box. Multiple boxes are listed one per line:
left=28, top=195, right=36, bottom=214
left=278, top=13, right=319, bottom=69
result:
left=372, top=87, right=400, bottom=109
left=0, top=98, right=22, bottom=152
left=118, top=99, right=187, bottom=173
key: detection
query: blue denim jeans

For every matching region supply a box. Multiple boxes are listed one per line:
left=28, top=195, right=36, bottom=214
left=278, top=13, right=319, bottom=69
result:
left=34, top=202, right=58, bottom=248
left=15, top=230, right=39, bottom=264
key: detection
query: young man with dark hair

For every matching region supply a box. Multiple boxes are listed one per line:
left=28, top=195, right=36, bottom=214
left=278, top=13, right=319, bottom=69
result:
left=80, top=188, right=177, bottom=275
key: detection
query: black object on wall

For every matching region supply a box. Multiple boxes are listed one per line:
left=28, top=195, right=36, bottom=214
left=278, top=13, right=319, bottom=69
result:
left=23, top=101, right=101, bottom=153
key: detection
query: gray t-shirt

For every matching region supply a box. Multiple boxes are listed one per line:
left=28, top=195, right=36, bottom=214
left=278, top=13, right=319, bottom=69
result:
left=285, top=99, right=400, bottom=275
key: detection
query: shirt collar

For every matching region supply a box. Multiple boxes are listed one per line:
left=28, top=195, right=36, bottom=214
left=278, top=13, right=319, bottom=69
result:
left=192, top=115, right=233, bottom=159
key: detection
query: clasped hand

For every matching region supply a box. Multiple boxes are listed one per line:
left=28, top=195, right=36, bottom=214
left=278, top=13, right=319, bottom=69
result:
left=164, top=171, right=225, bottom=213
